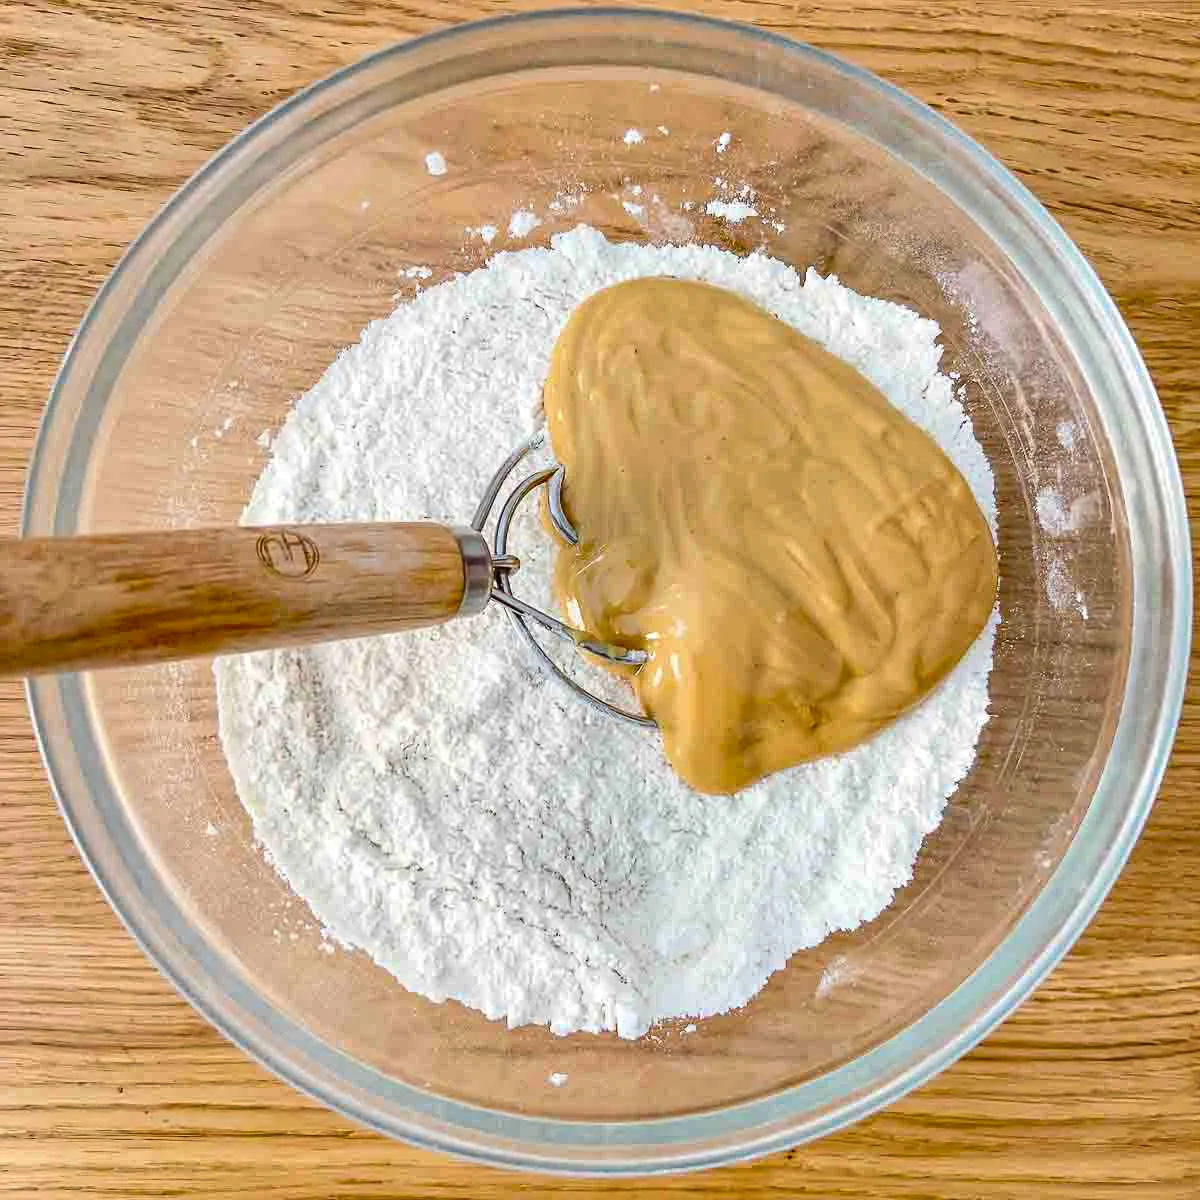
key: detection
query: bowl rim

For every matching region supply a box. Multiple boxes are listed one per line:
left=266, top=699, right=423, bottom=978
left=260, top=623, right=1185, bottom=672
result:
left=22, top=5, right=1192, bottom=1176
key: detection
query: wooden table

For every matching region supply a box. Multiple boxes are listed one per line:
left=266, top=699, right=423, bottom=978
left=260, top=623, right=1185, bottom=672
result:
left=1, top=2, right=1196, bottom=1196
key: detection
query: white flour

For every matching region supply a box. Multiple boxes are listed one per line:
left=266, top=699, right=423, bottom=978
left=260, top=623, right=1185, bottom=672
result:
left=705, top=198, right=758, bottom=224
left=216, top=226, right=997, bottom=1039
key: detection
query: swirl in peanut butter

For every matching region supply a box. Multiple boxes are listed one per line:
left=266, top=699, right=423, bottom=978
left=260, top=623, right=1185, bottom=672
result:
left=545, top=278, right=998, bottom=795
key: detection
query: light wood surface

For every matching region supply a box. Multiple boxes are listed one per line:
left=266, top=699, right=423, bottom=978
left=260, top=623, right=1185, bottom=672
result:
left=0, top=2, right=1197, bottom=1196
left=0, top=523, right=470, bottom=675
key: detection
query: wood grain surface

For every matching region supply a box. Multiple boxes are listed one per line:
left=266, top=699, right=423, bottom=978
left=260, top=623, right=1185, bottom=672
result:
left=1, top=1, right=1197, bottom=1196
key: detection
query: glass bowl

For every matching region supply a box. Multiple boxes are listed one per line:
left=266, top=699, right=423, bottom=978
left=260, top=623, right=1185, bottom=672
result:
left=23, top=8, right=1190, bottom=1176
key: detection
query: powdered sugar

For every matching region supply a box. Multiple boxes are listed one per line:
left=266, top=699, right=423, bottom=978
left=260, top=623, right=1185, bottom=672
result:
left=216, top=226, right=997, bottom=1039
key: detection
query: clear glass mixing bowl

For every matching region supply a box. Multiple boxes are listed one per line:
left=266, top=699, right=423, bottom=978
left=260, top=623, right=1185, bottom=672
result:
left=23, top=8, right=1190, bottom=1175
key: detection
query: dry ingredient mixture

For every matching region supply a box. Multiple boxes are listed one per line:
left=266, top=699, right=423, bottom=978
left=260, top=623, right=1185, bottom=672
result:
left=546, top=277, right=998, bottom=794
left=216, top=226, right=998, bottom=1039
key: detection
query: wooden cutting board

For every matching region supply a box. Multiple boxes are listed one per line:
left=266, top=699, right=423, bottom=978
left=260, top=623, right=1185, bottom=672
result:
left=0, top=2, right=1196, bottom=1196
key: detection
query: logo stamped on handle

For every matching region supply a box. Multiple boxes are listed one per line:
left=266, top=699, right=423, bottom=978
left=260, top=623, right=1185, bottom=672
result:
left=256, top=530, right=319, bottom=578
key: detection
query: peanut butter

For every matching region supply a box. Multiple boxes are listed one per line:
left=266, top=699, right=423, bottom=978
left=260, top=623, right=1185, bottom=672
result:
left=545, top=278, right=998, bottom=795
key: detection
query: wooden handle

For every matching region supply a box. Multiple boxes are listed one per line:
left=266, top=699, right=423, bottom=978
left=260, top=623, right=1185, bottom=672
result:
left=0, top=522, right=489, bottom=677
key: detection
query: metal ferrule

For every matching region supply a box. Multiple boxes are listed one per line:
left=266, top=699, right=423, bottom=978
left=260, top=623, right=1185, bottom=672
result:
left=452, top=526, right=493, bottom=617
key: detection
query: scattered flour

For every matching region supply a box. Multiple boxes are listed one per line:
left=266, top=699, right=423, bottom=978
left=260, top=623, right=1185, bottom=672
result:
left=547, top=1072, right=569, bottom=1087
left=216, top=226, right=998, bottom=1040
left=1036, top=485, right=1100, bottom=536
left=815, top=955, right=859, bottom=998
left=548, top=191, right=586, bottom=215
left=716, top=131, right=731, bottom=153
left=507, top=210, right=541, bottom=239
left=1045, top=558, right=1075, bottom=611
left=706, top=198, right=757, bottom=224
left=424, top=151, right=447, bottom=177
left=1036, top=487, right=1072, bottom=535
left=623, top=128, right=644, bottom=145
left=1045, top=557, right=1088, bottom=619
left=468, top=224, right=498, bottom=245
